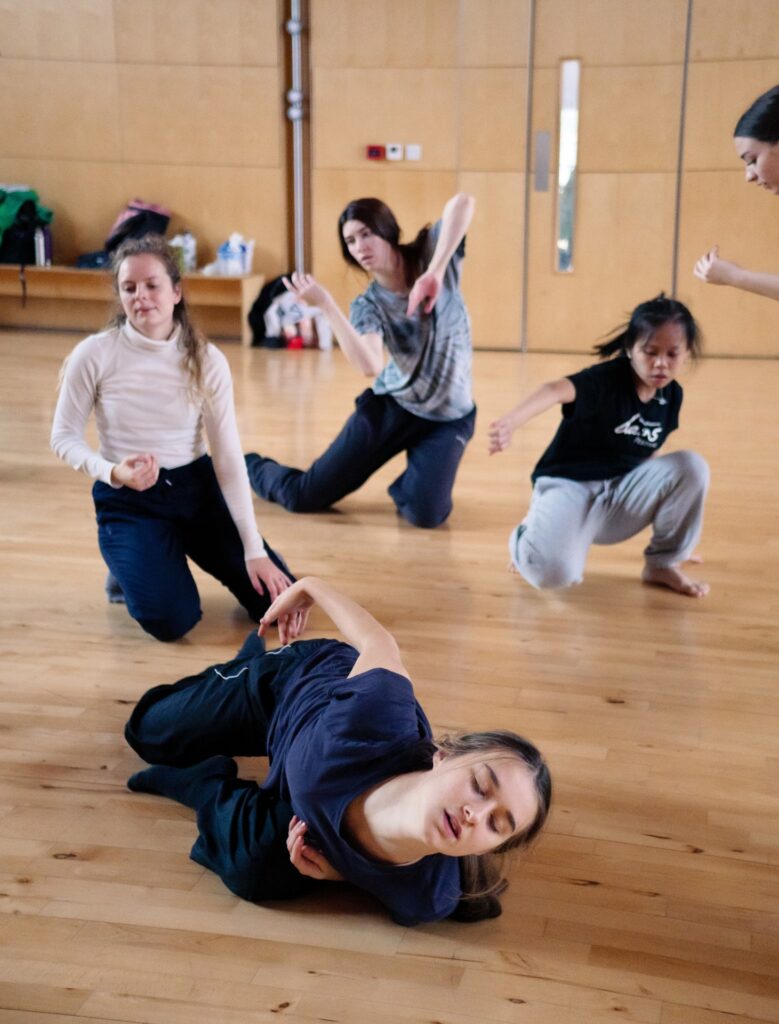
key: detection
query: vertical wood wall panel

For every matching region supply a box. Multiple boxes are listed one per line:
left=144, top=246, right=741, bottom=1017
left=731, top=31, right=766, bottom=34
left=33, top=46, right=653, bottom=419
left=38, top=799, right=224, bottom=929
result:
left=525, top=1, right=687, bottom=352
left=678, top=3, right=779, bottom=356
left=310, top=0, right=530, bottom=350
left=3, top=0, right=778, bottom=354
left=0, top=0, right=287, bottom=274
left=0, top=0, right=117, bottom=60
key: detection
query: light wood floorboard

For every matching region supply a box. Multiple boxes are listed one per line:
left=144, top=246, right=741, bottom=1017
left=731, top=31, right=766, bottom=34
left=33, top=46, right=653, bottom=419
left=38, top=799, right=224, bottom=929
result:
left=1, top=329, right=777, bottom=1022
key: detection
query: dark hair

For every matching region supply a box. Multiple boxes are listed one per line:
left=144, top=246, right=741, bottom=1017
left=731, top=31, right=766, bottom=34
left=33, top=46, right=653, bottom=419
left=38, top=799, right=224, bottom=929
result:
left=734, top=85, right=779, bottom=144
left=108, top=234, right=208, bottom=396
left=435, top=730, right=552, bottom=922
left=337, top=198, right=431, bottom=287
left=593, top=293, right=701, bottom=361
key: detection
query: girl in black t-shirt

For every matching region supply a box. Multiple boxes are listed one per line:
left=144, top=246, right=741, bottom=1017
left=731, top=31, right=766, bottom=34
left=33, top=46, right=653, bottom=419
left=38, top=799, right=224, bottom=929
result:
left=489, top=295, right=710, bottom=597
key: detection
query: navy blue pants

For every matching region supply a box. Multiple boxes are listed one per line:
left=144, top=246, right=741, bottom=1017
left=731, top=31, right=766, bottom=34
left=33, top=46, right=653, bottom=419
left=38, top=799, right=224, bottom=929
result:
left=93, top=455, right=292, bottom=642
left=246, top=390, right=476, bottom=528
left=125, top=636, right=329, bottom=901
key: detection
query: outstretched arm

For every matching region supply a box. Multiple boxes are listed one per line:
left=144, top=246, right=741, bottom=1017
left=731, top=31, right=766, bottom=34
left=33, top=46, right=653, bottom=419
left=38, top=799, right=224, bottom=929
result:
left=694, top=245, right=779, bottom=302
left=488, top=377, right=576, bottom=454
left=259, top=577, right=409, bottom=679
left=282, top=273, right=384, bottom=376
left=406, top=193, right=475, bottom=316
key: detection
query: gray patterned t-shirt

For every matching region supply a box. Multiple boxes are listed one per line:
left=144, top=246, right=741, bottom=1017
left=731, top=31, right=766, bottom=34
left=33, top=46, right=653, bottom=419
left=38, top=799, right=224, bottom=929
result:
left=348, top=221, right=473, bottom=422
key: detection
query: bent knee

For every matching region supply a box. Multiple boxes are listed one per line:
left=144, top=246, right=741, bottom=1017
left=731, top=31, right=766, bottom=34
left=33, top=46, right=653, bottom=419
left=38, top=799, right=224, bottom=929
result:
left=133, top=607, right=201, bottom=642
left=282, top=493, right=330, bottom=514
left=522, top=563, right=582, bottom=590
left=399, top=502, right=451, bottom=529
left=518, top=550, right=583, bottom=590
left=669, top=450, right=710, bottom=489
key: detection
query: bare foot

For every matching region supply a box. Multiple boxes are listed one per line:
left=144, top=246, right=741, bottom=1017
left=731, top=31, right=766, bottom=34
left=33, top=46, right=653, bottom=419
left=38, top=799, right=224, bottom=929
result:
left=642, top=564, right=709, bottom=598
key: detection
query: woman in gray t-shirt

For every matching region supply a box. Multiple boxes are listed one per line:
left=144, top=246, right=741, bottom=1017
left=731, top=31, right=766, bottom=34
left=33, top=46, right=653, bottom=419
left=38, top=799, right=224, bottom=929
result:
left=245, top=194, right=477, bottom=528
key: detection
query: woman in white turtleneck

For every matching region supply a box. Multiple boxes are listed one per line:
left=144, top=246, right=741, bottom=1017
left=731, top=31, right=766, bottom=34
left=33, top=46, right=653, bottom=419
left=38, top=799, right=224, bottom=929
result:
left=51, top=234, right=301, bottom=642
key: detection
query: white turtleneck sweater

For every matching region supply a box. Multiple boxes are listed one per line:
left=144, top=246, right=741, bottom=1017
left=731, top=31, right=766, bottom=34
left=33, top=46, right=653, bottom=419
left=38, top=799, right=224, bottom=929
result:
left=50, top=322, right=265, bottom=560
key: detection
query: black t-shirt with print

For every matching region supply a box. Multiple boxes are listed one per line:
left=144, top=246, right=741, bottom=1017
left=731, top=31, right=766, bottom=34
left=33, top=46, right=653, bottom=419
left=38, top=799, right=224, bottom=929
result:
left=531, top=356, right=682, bottom=483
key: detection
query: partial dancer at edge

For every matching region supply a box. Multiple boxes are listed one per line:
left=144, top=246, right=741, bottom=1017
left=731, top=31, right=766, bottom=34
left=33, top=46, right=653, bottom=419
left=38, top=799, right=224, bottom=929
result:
left=125, top=577, right=551, bottom=925
left=695, top=84, right=779, bottom=305
left=51, top=235, right=294, bottom=641
left=489, top=295, right=710, bottom=597
left=246, top=193, right=476, bottom=528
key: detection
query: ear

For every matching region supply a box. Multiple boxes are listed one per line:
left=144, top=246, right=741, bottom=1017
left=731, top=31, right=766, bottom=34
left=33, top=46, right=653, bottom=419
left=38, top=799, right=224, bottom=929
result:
left=432, top=748, right=448, bottom=767
left=173, top=284, right=182, bottom=306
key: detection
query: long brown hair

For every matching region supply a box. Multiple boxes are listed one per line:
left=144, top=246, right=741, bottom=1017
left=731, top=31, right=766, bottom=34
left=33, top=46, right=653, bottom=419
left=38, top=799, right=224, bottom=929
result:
left=434, top=730, right=552, bottom=921
left=338, top=198, right=431, bottom=287
left=109, top=234, right=208, bottom=398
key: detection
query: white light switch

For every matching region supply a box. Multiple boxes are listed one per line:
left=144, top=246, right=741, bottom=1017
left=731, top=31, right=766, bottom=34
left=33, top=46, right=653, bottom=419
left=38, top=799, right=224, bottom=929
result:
left=405, top=144, right=422, bottom=161
left=386, top=143, right=403, bottom=161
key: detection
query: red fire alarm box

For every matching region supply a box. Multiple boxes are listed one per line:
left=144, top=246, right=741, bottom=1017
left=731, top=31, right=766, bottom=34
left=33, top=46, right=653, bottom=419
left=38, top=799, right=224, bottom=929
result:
left=366, top=144, right=386, bottom=160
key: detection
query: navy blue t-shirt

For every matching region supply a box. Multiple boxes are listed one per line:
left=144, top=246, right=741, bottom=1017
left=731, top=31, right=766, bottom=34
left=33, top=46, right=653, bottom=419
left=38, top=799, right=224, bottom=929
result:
left=262, top=640, right=461, bottom=926
left=532, top=356, right=682, bottom=483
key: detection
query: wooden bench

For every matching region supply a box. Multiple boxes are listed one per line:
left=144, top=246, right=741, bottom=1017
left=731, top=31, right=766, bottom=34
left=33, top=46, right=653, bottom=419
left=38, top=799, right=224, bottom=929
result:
left=0, top=265, right=264, bottom=346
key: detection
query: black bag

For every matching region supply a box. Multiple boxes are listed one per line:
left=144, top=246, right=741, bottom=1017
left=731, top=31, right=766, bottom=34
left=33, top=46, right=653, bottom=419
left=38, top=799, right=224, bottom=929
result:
left=105, top=199, right=171, bottom=254
left=248, top=274, right=290, bottom=347
left=0, top=197, right=51, bottom=265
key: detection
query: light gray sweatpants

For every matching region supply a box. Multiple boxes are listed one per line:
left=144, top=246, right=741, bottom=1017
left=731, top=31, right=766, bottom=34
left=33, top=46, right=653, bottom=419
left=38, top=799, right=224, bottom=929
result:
left=510, top=450, right=709, bottom=589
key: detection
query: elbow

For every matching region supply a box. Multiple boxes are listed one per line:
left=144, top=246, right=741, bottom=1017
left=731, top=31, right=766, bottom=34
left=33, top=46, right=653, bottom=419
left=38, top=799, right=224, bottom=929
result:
left=362, top=359, right=383, bottom=378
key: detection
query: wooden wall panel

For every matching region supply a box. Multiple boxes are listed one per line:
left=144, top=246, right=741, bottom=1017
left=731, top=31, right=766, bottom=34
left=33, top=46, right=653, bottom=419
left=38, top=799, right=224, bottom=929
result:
left=116, top=66, right=282, bottom=168
left=527, top=173, right=677, bottom=350
left=0, top=0, right=116, bottom=60
left=460, top=69, right=528, bottom=171
left=677, top=171, right=779, bottom=357
left=577, top=65, right=683, bottom=173
left=313, top=70, right=459, bottom=170
left=534, top=0, right=688, bottom=67
left=0, top=0, right=288, bottom=287
left=310, top=1, right=530, bottom=349
left=689, top=0, right=779, bottom=60
left=0, top=61, right=122, bottom=161
left=526, top=5, right=685, bottom=353
left=679, top=7, right=779, bottom=357
left=684, top=59, right=779, bottom=168
left=458, top=172, right=525, bottom=347
left=310, top=0, right=458, bottom=68
left=113, top=0, right=279, bottom=66
left=461, top=0, right=531, bottom=67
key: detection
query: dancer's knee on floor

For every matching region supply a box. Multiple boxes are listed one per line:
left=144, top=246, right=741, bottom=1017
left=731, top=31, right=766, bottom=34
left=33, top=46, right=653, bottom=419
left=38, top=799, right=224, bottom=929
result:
left=134, top=605, right=201, bottom=642
left=520, top=557, right=583, bottom=590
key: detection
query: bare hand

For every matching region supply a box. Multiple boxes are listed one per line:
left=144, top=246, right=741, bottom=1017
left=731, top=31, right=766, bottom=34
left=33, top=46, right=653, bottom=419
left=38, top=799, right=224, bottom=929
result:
left=406, top=271, right=441, bottom=317
left=283, top=272, right=330, bottom=309
left=487, top=416, right=515, bottom=454
left=246, top=556, right=293, bottom=603
left=110, top=453, right=159, bottom=491
left=287, top=816, right=343, bottom=881
left=693, top=245, right=739, bottom=286
left=258, top=579, right=313, bottom=644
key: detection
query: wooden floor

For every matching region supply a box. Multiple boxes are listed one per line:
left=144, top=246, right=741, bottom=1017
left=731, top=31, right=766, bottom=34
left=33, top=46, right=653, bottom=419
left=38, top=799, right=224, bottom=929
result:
left=1, top=328, right=778, bottom=1024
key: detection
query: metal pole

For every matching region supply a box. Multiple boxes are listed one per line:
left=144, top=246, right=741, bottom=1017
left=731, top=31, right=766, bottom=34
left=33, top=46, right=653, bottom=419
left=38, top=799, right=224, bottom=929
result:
left=285, top=1, right=306, bottom=273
